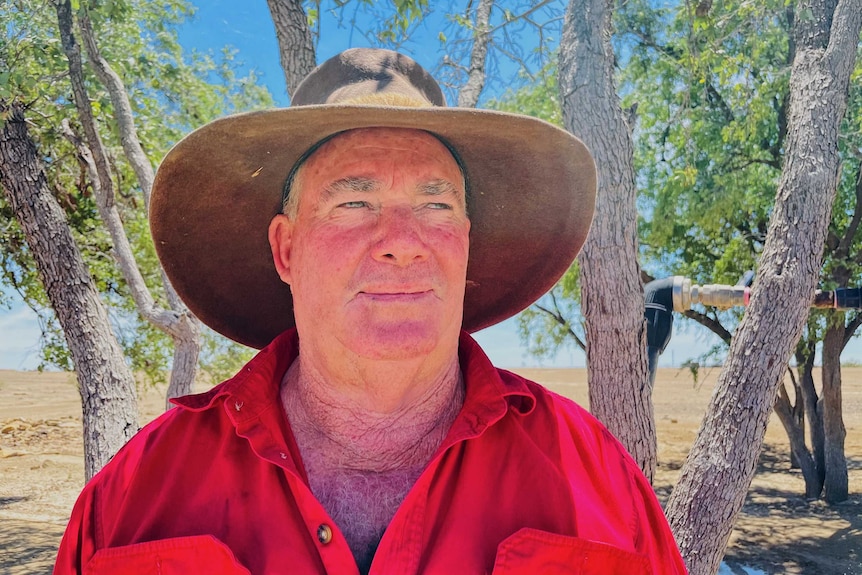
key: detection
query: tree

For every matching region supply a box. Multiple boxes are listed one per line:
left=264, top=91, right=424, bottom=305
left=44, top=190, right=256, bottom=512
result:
left=266, top=0, right=316, bottom=97
left=512, top=0, right=858, bottom=572
left=55, top=0, right=201, bottom=408
left=0, top=99, right=139, bottom=479
left=1, top=0, right=268, bottom=381
left=558, top=0, right=657, bottom=480
left=617, top=0, right=862, bottom=504
left=663, top=1, right=862, bottom=573
left=514, top=0, right=861, bottom=507
left=1, top=0, right=271, bottom=476
left=456, top=0, right=493, bottom=108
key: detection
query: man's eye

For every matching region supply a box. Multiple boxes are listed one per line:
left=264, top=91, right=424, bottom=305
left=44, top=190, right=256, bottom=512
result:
left=426, top=202, right=452, bottom=210
left=339, top=201, right=370, bottom=209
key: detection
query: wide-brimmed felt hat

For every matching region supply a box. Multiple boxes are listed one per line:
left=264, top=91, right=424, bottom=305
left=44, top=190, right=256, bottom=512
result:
left=150, top=48, right=596, bottom=349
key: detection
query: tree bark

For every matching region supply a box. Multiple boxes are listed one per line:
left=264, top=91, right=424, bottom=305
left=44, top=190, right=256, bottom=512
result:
left=664, top=0, right=862, bottom=572
left=266, top=0, right=316, bottom=98
left=0, top=100, right=139, bottom=480
left=559, top=0, right=656, bottom=480
left=457, top=0, right=493, bottom=108
left=57, top=0, right=202, bottom=405
left=821, top=319, right=848, bottom=502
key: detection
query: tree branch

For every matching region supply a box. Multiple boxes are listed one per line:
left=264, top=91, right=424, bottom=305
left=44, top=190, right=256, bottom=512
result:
left=824, top=0, right=862, bottom=76
left=77, top=9, right=155, bottom=205
left=486, top=0, right=556, bottom=36
left=534, top=297, right=586, bottom=351
left=842, top=312, right=862, bottom=349
left=55, top=1, right=186, bottom=338
left=266, top=0, right=316, bottom=98
left=704, top=80, right=734, bottom=124
left=457, top=0, right=492, bottom=108
left=681, top=309, right=732, bottom=344
left=837, top=161, right=862, bottom=258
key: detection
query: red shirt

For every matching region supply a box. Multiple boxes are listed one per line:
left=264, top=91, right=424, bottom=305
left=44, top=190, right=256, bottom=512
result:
left=54, top=330, right=687, bottom=574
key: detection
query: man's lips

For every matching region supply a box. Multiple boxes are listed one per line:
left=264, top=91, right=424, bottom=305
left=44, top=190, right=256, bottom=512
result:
left=355, top=289, right=435, bottom=302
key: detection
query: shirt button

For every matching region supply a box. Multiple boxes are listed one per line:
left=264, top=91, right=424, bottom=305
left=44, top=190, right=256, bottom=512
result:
left=317, top=523, right=333, bottom=545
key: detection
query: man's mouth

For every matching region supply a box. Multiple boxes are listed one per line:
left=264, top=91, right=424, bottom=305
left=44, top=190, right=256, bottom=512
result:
left=356, top=288, right=434, bottom=301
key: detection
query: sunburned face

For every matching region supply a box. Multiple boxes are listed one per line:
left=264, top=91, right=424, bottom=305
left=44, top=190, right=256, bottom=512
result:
left=268, top=128, right=471, bottom=362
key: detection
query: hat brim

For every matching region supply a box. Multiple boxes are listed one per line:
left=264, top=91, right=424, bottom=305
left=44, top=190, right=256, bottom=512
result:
left=150, top=105, right=596, bottom=349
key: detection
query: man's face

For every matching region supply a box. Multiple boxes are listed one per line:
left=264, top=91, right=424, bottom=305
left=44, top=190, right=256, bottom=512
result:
left=269, top=128, right=470, bottom=362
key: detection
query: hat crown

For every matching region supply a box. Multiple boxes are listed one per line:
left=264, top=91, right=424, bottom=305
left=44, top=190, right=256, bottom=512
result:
left=291, top=48, right=446, bottom=108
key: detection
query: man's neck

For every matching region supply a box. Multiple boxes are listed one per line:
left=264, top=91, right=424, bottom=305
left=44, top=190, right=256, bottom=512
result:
left=280, top=353, right=465, bottom=471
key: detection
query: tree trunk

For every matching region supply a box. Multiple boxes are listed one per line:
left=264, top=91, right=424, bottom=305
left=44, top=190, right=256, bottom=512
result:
left=559, top=0, right=656, bottom=480
left=457, top=0, right=493, bottom=108
left=773, top=378, right=822, bottom=497
left=821, top=319, right=848, bottom=502
left=797, top=350, right=826, bottom=482
left=789, top=367, right=806, bottom=469
left=664, top=0, right=862, bottom=572
left=266, top=0, right=316, bottom=98
left=166, top=321, right=201, bottom=410
left=0, top=100, right=138, bottom=480
left=780, top=363, right=805, bottom=469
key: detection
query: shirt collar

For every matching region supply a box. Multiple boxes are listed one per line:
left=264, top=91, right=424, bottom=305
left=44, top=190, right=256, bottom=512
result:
left=170, top=329, right=299, bottom=420
left=172, top=329, right=536, bottom=427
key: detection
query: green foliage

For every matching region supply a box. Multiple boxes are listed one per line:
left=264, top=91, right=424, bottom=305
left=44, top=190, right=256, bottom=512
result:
left=486, top=63, right=561, bottom=126
left=199, top=328, right=256, bottom=385
left=618, top=0, right=789, bottom=287
left=615, top=0, right=862, bottom=363
left=493, top=0, right=862, bottom=365
left=515, top=262, right=585, bottom=360
left=1, top=0, right=273, bottom=382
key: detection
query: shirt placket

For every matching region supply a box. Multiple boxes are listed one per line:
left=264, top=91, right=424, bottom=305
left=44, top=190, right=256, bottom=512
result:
left=230, top=393, right=361, bottom=575
left=282, top=471, right=361, bottom=575
left=369, top=460, right=432, bottom=575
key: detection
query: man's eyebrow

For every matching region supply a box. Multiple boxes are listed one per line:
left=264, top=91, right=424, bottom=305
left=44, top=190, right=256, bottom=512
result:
left=320, top=177, right=379, bottom=201
left=417, top=179, right=462, bottom=198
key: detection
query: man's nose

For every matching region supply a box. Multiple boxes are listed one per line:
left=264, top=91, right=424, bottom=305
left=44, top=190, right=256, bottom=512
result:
left=371, top=206, right=429, bottom=265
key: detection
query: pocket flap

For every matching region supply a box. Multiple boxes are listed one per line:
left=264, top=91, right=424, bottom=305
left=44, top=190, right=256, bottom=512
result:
left=84, top=535, right=251, bottom=575
left=492, top=528, right=653, bottom=575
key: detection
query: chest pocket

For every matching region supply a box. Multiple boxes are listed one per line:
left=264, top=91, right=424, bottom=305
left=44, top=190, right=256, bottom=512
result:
left=491, top=528, right=653, bottom=575
left=84, top=535, right=251, bottom=575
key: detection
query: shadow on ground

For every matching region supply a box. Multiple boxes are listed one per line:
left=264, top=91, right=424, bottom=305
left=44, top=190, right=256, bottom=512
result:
left=0, top=518, right=64, bottom=575
left=721, top=444, right=862, bottom=575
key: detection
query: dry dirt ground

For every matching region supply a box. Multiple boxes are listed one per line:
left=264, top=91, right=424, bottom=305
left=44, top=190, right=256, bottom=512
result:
left=1, top=367, right=859, bottom=574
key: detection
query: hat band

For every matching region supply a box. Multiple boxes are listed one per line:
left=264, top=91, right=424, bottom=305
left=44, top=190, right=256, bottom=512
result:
left=339, top=93, right=432, bottom=107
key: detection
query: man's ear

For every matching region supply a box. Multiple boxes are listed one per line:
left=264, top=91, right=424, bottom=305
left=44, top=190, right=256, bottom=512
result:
left=268, top=214, right=294, bottom=285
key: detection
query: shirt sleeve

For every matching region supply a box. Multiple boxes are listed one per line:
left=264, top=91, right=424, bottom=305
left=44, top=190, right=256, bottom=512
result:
left=548, top=389, right=689, bottom=575
left=625, top=457, right=690, bottom=574
left=53, top=481, right=100, bottom=575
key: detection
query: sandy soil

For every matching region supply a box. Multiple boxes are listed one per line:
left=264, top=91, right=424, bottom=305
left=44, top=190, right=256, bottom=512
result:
left=1, top=367, right=859, bottom=574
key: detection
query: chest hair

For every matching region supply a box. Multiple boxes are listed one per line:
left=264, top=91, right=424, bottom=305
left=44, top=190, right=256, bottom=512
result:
left=307, top=464, right=424, bottom=573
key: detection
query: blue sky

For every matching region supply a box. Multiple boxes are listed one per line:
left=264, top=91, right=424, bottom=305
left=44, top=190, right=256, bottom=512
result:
left=1, top=0, right=830, bottom=371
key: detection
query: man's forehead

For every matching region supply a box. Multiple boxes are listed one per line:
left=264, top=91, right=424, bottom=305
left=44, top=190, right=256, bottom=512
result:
left=302, top=128, right=467, bottom=186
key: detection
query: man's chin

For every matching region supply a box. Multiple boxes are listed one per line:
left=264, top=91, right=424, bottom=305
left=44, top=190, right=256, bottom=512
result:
left=345, top=322, right=456, bottom=361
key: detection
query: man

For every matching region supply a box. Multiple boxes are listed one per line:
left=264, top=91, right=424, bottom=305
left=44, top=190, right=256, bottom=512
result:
left=54, top=48, right=687, bottom=574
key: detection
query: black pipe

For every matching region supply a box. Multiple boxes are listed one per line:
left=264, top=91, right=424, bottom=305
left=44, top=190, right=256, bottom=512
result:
left=644, top=277, right=676, bottom=385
